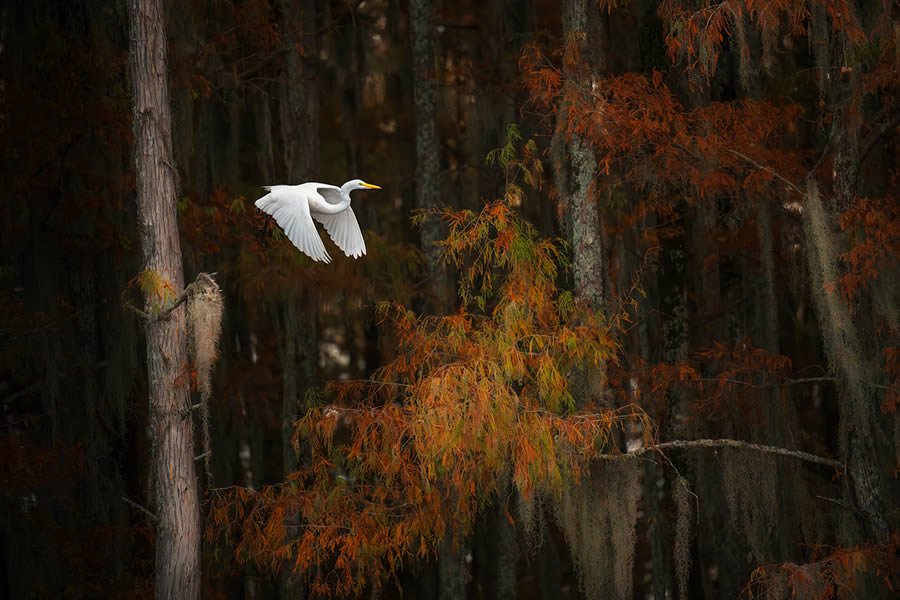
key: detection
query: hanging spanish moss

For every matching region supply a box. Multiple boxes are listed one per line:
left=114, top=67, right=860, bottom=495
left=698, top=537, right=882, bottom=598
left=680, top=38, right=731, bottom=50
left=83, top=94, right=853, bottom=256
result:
left=721, top=448, right=777, bottom=564
left=187, top=273, right=224, bottom=485
left=803, top=181, right=867, bottom=403
left=515, top=487, right=546, bottom=555
left=553, top=460, right=640, bottom=599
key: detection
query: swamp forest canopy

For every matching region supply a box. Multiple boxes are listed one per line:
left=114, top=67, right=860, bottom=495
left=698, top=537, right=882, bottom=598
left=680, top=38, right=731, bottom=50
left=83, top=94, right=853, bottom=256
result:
left=1, top=0, right=899, bottom=598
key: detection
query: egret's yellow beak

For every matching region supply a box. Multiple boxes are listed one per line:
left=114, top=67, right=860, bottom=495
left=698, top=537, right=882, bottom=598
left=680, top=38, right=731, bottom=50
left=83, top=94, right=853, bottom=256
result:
left=361, top=182, right=382, bottom=189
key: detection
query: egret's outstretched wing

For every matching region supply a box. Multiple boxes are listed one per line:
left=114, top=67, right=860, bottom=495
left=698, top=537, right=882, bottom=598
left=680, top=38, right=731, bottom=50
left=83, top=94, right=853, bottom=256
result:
left=311, top=207, right=366, bottom=258
left=256, top=186, right=331, bottom=263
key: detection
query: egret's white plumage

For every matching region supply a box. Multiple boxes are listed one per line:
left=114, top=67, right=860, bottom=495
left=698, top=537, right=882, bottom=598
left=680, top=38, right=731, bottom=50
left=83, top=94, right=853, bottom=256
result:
left=255, top=179, right=381, bottom=263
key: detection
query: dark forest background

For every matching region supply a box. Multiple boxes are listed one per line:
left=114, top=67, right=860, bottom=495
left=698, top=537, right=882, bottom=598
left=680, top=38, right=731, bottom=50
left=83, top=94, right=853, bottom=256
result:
left=1, top=0, right=898, bottom=599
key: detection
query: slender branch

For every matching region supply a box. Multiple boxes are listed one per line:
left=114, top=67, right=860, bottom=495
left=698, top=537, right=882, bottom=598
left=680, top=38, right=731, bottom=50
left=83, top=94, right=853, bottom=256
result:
left=785, top=376, right=839, bottom=386
left=700, top=376, right=839, bottom=388
left=123, top=301, right=152, bottom=321
left=815, top=495, right=862, bottom=514
left=729, top=149, right=805, bottom=195
left=631, top=438, right=845, bottom=471
left=122, top=496, right=159, bottom=523
left=699, top=376, right=893, bottom=392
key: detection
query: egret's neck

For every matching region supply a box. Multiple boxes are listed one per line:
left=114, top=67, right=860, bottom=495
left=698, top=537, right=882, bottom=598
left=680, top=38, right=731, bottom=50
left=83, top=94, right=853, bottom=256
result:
left=335, top=184, right=357, bottom=210
left=315, top=187, right=352, bottom=215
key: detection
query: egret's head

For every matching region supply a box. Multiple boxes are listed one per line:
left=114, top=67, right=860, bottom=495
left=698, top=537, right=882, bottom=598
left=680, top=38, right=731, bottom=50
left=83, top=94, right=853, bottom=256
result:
left=344, top=179, right=382, bottom=192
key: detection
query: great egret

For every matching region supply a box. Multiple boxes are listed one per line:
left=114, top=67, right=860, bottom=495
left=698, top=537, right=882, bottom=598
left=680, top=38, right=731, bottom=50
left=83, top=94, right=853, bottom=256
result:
left=255, top=179, right=381, bottom=263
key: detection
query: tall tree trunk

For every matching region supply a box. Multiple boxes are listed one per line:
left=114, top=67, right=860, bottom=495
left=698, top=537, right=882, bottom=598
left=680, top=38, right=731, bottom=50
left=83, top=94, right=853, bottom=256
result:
left=409, top=3, right=466, bottom=595
left=280, top=0, right=319, bottom=184
left=126, top=0, right=200, bottom=597
left=802, top=179, right=889, bottom=541
left=807, top=7, right=889, bottom=542
left=278, top=3, right=320, bottom=598
left=558, top=0, right=603, bottom=313
left=410, top=0, right=449, bottom=314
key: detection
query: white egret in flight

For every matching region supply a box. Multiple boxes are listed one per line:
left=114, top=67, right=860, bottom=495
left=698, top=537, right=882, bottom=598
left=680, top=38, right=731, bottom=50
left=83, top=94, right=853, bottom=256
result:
left=255, top=179, right=381, bottom=263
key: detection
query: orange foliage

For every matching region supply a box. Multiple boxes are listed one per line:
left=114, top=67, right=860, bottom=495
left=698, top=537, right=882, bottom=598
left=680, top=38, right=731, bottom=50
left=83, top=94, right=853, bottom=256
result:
left=170, top=0, right=282, bottom=95
left=657, top=0, right=865, bottom=76
left=208, top=201, right=649, bottom=595
left=610, top=339, right=795, bottom=430
left=745, top=536, right=900, bottom=599
left=834, top=196, right=900, bottom=305
left=521, top=42, right=808, bottom=203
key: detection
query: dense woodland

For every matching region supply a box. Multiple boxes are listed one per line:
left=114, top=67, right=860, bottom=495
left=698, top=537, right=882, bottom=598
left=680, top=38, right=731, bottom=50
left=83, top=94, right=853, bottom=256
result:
left=1, top=0, right=899, bottom=598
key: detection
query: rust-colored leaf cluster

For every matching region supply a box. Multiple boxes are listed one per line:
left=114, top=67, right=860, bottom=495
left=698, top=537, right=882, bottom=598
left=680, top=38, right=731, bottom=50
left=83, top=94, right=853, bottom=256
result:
left=835, top=196, right=900, bottom=305
left=208, top=201, right=648, bottom=595
left=521, top=42, right=808, bottom=206
left=745, top=537, right=899, bottom=599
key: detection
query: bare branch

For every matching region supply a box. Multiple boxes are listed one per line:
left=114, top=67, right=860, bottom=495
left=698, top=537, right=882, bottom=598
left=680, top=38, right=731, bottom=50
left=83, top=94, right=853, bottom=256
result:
left=631, top=438, right=845, bottom=471
left=123, top=300, right=152, bottom=321
left=815, top=495, right=862, bottom=513
left=122, top=496, right=158, bottom=523
left=729, top=149, right=805, bottom=195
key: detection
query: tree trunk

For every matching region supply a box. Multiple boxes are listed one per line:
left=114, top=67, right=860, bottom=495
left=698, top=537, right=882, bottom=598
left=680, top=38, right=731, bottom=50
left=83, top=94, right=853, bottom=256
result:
left=559, top=0, right=603, bottom=313
left=807, top=7, right=890, bottom=542
left=126, top=0, right=201, bottom=597
left=410, top=0, right=450, bottom=314
left=278, top=4, right=320, bottom=598
left=802, top=180, right=889, bottom=541
left=280, top=0, right=319, bottom=183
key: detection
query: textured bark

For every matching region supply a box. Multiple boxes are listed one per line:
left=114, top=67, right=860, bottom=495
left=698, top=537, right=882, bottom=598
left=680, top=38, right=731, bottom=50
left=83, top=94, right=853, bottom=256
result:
left=276, top=296, right=316, bottom=599
left=690, top=200, right=720, bottom=347
left=278, top=6, right=319, bottom=599
left=277, top=300, right=317, bottom=477
left=279, top=0, right=319, bottom=183
left=226, top=89, right=241, bottom=184
left=569, top=134, right=603, bottom=311
left=254, top=87, right=276, bottom=184
left=756, top=198, right=778, bottom=353
left=167, top=1, right=196, bottom=186
left=410, top=7, right=466, bottom=593
left=559, top=0, right=603, bottom=313
left=126, top=0, right=201, bottom=597
left=755, top=195, right=800, bottom=561
left=802, top=181, right=889, bottom=541
left=410, top=0, right=449, bottom=313
left=806, top=5, right=890, bottom=540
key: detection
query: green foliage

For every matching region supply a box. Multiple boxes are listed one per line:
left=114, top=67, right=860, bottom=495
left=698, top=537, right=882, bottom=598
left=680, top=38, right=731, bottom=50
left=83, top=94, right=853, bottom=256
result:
left=484, top=123, right=544, bottom=201
left=485, top=123, right=524, bottom=168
